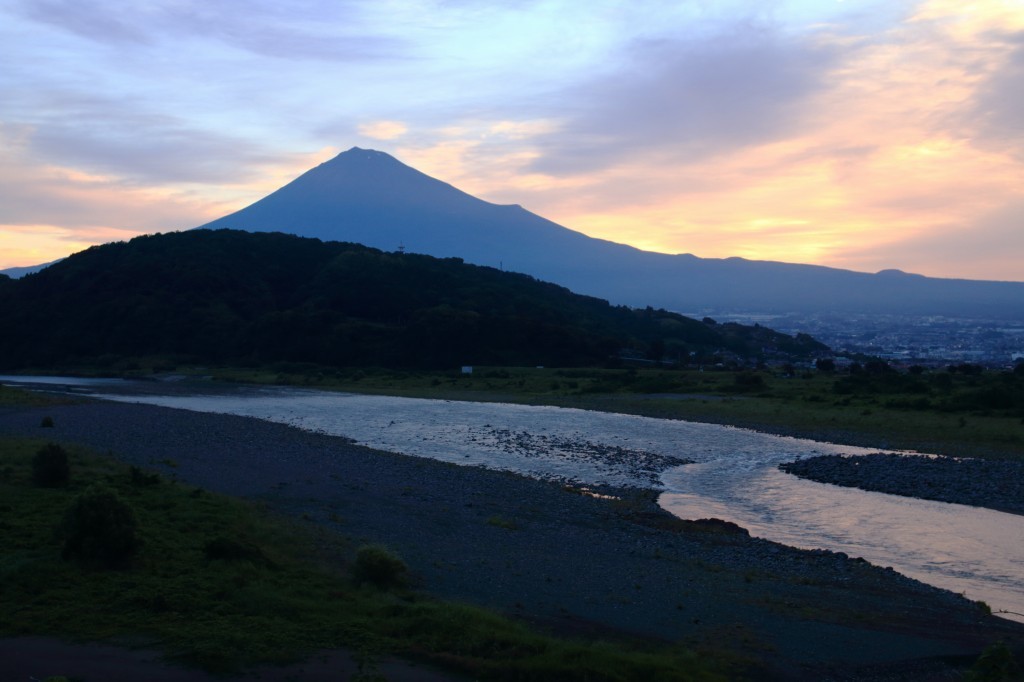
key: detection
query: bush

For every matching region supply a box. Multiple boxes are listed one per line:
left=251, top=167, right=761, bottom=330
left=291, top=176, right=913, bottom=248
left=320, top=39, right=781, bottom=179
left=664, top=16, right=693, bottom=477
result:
left=731, top=372, right=765, bottom=391
left=967, top=641, right=1020, bottom=681
left=128, top=465, right=161, bottom=487
left=352, top=544, right=407, bottom=588
left=203, top=536, right=274, bottom=567
left=31, top=443, right=69, bottom=487
left=815, top=358, right=836, bottom=373
left=61, top=486, right=141, bottom=568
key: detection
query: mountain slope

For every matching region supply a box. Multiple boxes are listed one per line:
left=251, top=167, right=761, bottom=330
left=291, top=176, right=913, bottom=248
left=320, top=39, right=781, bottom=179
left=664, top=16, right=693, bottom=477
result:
left=198, top=147, right=1024, bottom=320
left=199, top=147, right=633, bottom=283
left=0, top=229, right=825, bottom=370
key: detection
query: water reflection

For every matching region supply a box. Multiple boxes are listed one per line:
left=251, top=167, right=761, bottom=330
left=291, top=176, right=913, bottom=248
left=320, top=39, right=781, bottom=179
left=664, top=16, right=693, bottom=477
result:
left=661, top=464, right=1024, bottom=621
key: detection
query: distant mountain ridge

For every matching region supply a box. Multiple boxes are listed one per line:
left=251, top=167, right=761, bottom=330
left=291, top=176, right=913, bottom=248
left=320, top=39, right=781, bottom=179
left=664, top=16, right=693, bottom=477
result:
left=0, top=259, right=62, bottom=279
left=196, top=147, right=1024, bottom=320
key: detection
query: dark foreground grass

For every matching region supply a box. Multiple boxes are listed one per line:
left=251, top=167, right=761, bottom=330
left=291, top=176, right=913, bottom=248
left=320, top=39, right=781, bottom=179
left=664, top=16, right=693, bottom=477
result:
left=0, top=437, right=725, bottom=681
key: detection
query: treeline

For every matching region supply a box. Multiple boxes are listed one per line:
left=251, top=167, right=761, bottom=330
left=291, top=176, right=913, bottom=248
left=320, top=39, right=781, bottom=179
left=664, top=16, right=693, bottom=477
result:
left=831, top=360, right=1024, bottom=415
left=0, top=229, right=826, bottom=370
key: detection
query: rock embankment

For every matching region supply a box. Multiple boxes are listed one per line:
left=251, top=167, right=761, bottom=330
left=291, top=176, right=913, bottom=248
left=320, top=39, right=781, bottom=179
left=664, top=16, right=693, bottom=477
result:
left=780, top=453, right=1024, bottom=515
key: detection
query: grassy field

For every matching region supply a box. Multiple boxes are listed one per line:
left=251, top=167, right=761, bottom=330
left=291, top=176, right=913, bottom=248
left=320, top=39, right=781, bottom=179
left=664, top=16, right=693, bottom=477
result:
left=209, top=364, right=1024, bottom=461
left=0, top=435, right=727, bottom=681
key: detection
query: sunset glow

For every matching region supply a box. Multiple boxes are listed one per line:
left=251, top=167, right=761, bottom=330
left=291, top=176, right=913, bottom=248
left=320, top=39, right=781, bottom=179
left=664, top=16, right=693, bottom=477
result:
left=1, top=0, right=1022, bottom=281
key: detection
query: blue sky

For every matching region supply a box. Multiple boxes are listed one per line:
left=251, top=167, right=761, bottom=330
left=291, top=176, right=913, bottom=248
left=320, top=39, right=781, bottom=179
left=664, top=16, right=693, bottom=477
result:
left=2, top=0, right=1023, bottom=281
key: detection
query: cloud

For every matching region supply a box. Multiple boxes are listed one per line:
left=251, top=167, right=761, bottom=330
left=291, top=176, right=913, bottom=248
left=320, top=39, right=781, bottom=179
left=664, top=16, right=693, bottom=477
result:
left=0, top=141, right=219, bottom=235
left=2, top=86, right=286, bottom=184
left=527, top=21, right=843, bottom=174
left=3, top=0, right=409, bottom=186
left=834, top=198, right=1024, bottom=280
left=358, top=120, right=409, bottom=141
left=20, top=0, right=150, bottom=44
left=0, top=122, right=303, bottom=268
left=14, top=0, right=405, bottom=62
left=972, top=32, right=1024, bottom=159
left=171, top=2, right=406, bottom=63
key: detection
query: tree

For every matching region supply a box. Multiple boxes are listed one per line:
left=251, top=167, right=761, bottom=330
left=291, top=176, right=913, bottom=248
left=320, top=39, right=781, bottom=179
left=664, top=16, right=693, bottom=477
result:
left=31, top=443, right=69, bottom=487
left=815, top=358, right=836, bottom=373
left=61, top=486, right=141, bottom=568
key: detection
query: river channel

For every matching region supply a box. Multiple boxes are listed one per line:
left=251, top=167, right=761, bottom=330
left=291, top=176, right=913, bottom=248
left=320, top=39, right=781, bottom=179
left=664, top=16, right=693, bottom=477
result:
left=4, top=376, right=1023, bottom=622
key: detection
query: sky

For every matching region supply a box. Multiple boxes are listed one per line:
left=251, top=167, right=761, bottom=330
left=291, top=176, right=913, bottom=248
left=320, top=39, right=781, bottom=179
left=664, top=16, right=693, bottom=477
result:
left=1, top=0, right=1023, bottom=282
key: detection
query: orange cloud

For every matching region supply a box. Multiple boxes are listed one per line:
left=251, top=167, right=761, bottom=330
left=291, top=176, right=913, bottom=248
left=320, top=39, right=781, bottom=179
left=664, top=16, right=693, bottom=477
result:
left=0, top=132, right=344, bottom=269
left=358, top=120, right=409, bottom=141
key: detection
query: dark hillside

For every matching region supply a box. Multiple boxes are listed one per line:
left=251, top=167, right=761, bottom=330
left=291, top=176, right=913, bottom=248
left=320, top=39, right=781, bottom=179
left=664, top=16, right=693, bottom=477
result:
left=0, top=230, right=826, bottom=370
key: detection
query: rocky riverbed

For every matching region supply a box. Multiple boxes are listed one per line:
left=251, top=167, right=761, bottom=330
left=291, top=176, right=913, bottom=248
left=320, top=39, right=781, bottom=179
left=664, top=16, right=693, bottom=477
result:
left=2, top=399, right=1023, bottom=680
left=779, top=453, right=1024, bottom=516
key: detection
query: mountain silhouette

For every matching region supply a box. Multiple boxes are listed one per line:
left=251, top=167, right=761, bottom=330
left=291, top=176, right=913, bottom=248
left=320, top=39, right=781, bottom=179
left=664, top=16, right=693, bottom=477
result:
left=188, top=146, right=1019, bottom=320
left=199, top=147, right=626, bottom=274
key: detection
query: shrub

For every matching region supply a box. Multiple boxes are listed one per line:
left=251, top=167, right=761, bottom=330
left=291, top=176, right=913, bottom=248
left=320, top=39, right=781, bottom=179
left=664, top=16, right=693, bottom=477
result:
left=60, top=486, right=141, bottom=568
left=815, top=358, right=836, bottom=373
left=352, top=544, right=407, bottom=588
left=732, top=372, right=765, bottom=391
left=31, top=443, right=69, bottom=487
left=203, top=536, right=274, bottom=567
left=967, top=641, right=1020, bottom=681
left=487, top=515, right=518, bottom=530
left=128, top=465, right=161, bottom=487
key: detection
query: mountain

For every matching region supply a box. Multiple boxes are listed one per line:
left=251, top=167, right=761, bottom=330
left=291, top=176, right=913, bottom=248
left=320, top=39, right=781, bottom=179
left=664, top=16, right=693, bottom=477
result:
left=0, top=229, right=825, bottom=371
left=198, top=147, right=1024, bottom=320
left=0, top=259, right=63, bottom=279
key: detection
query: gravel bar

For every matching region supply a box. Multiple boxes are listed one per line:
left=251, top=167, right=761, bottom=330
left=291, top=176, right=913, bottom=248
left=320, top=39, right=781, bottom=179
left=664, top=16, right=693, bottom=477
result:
left=779, top=453, right=1024, bottom=516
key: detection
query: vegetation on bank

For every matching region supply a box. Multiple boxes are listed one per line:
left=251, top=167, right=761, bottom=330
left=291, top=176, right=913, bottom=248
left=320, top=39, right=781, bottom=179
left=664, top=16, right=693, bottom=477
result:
left=5, top=354, right=1023, bottom=461
left=204, top=361, right=1024, bottom=460
left=0, top=383, right=74, bottom=408
left=0, top=437, right=727, bottom=681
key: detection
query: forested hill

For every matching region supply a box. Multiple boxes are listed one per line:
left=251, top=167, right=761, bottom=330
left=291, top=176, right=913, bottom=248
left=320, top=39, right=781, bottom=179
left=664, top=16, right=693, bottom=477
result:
left=0, top=230, right=827, bottom=370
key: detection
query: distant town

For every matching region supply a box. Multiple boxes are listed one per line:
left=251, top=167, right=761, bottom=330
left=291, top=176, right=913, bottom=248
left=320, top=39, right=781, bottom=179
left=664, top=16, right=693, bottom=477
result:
left=690, top=311, right=1024, bottom=369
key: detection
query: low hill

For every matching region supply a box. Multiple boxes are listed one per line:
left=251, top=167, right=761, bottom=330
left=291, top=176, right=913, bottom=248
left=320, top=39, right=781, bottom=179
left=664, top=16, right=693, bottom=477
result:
left=0, top=229, right=825, bottom=370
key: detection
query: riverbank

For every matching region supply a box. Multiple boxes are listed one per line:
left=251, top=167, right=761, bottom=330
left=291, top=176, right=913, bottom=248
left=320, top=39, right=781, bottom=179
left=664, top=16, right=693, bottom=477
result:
left=779, top=453, right=1024, bottom=517
left=1, top=399, right=1022, bottom=680
left=204, top=365, right=1024, bottom=462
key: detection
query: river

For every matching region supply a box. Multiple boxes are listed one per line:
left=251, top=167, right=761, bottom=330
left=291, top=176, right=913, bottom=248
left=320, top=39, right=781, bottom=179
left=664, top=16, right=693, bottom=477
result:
left=4, top=376, right=1023, bottom=622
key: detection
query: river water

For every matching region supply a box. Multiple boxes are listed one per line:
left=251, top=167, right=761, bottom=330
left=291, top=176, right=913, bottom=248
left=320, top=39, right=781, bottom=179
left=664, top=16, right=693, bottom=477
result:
left=4, top=376, right=1023, bottom=621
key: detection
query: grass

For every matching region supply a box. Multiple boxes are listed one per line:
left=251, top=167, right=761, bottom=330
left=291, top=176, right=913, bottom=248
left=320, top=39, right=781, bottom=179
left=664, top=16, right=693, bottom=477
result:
left=0, top=437, right=727, bottom=681
left=486, top=515, right=518, bottom=531
left=0, top=383, right=75, bottom=408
